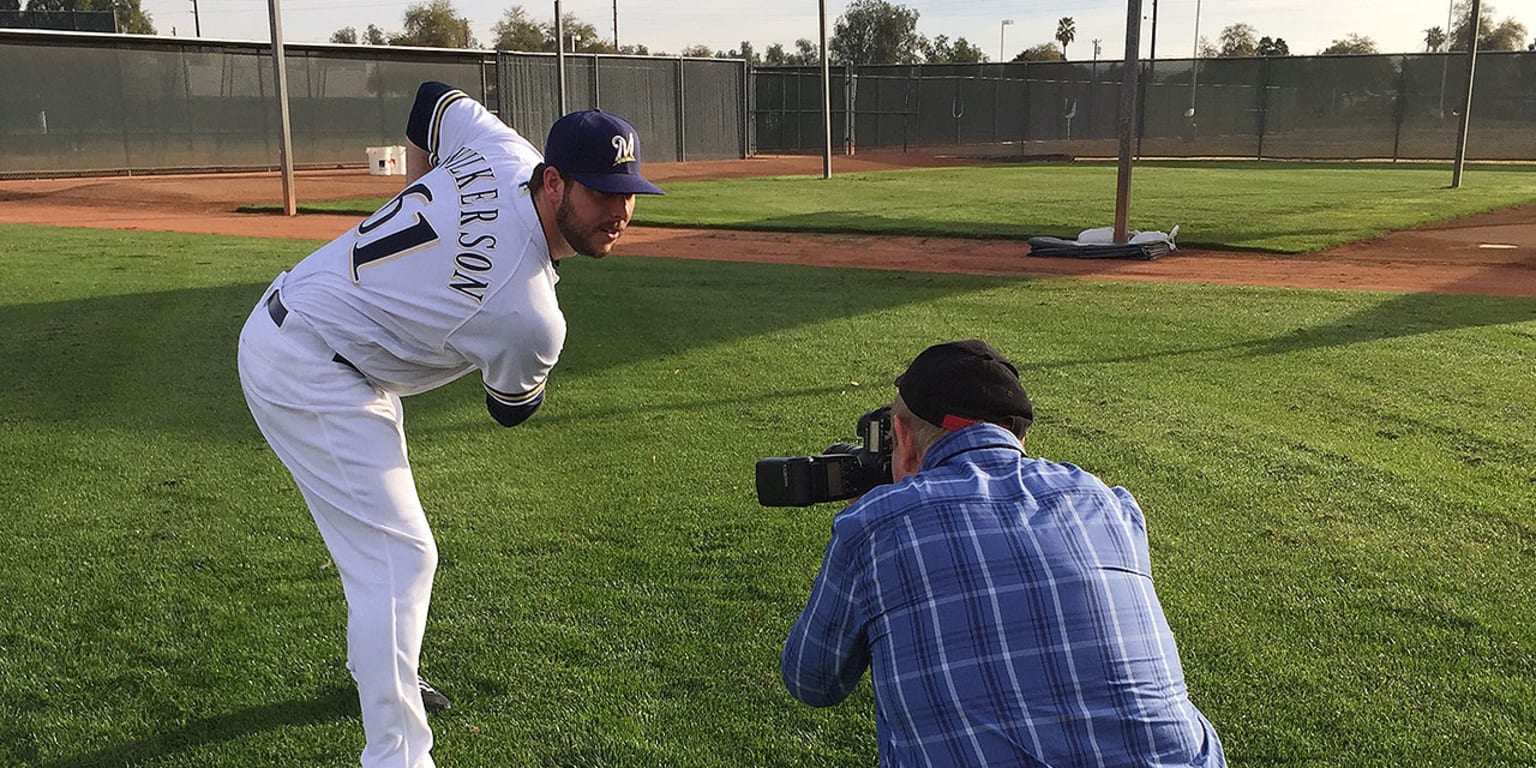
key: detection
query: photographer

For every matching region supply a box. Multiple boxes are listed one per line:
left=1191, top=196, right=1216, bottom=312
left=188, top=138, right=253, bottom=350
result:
left=781, top=340, right=1225, bottom=767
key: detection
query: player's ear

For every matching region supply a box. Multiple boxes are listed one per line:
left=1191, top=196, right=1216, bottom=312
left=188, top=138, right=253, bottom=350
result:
left=542, top=165, right=564, bottom=195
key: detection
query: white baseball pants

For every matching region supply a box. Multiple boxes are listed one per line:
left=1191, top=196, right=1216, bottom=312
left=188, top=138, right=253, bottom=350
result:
left=237, top=274, right=438, bottom=768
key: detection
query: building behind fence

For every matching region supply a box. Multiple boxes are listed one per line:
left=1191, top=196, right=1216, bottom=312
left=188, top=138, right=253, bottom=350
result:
left=0, top=28, right=1531, bottom=176
left=754, top=54, right=1535, bottom=161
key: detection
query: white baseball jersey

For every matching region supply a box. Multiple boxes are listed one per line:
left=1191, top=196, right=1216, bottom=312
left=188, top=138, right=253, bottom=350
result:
left=280, top=86, right=565, bottom=412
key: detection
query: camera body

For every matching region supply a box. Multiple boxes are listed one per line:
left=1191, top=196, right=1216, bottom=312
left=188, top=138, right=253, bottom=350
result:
left=756, top=406, right=894, bottom=507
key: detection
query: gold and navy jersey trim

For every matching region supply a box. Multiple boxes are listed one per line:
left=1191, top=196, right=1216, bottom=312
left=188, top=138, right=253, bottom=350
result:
left=406, top=81, right=468, bottom=165
left=485, top=380, right=545, bottom=407
left=426, top=90, right=468, bottom=164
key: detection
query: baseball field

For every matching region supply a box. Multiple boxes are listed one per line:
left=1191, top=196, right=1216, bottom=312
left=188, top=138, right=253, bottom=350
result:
left=1, top=157, right=1534, bottom=766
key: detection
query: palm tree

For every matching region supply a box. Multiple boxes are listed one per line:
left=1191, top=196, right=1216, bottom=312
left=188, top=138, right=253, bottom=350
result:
left=1424, top=25, right=1447, bottom=52
left=1055, top=17, right=1076, bottom=59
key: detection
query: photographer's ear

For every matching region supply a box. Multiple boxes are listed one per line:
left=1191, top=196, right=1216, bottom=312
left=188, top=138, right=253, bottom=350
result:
left=891, top=409, right=922, bottom=483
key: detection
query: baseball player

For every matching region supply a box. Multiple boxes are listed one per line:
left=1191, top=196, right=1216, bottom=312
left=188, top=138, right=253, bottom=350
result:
left=237, top=81, right=664, bottom=768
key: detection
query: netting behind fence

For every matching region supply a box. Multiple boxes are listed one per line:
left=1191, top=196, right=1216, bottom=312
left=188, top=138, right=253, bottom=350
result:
left=753, top=53, right=1536, bottom=162
left=497, top=54, right=745, bottom=163
left=0, top=31, right=745, bottom=175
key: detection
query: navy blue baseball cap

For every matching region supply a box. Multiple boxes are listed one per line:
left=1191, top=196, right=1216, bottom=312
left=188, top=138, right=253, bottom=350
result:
left=544, top=109, right=665, bottom=196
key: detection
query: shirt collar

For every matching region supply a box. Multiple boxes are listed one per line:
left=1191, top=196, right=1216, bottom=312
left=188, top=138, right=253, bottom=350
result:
left=920, top=423, right=1025, bottom=472
left=513, top=185, right=561, bottom=279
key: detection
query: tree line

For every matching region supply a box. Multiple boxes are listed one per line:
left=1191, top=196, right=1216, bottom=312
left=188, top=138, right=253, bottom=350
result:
left=324, top=0, right=1528, bottom=62
left=1, top=0, right=153, bottom=34
left=3, top=0, right=1529, bottom=59
left=1192, top=1, right=1527, bottom=59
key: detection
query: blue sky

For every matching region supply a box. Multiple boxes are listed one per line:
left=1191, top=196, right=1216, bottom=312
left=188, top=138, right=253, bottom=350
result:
left=140, top=0, right=1503, bottom=59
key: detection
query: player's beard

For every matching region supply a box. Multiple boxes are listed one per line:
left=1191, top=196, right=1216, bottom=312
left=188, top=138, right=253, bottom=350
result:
left=556, top=187, right=621, bottom=259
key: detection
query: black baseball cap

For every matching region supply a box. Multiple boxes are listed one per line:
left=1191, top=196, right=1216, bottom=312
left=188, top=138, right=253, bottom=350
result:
left=544, top=109, right=665, bottom=196
left=894, top=340, right=1033, bottom=436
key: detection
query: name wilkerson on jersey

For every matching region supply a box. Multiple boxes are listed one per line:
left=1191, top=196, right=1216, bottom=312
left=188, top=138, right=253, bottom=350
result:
left=439, top=145, right=503, bottom=304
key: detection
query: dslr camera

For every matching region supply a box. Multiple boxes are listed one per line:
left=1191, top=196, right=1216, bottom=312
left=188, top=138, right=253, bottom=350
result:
left=756, top=406, right=894, bottom=507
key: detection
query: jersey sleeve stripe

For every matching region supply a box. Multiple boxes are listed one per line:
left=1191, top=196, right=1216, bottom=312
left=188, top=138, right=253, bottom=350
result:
left=406, top=81, right=468, bottom=164
left=485, top=380, right=545, bottom=406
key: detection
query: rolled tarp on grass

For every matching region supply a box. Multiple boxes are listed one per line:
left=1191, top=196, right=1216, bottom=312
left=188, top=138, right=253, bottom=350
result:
left=1027, top=225, right=1179, bottom=261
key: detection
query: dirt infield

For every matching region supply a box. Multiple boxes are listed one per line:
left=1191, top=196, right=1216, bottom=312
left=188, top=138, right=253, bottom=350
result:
left=1, top=153, right=1533, bottom=297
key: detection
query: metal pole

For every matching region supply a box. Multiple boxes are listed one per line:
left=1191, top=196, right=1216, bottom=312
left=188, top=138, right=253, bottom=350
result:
left=1138, top=0, right=1157, bottom=157
left=1451, top=0, right=1481, bottom=187
left=742, top=60, right=750, bottom=158
left=612, top=0, right=619, bottom=50
left=266, top=0, right=296, bottom=216
left=819, top=0, right=832, bottom=178
left=1113, top=0, right=1144, bottom=243
left=1000, top=19, right=1013, bottom=62
left=1438, top=0, right=1453, bottom=118
left=1188, top=0, right=1201, bottom=132
left=555, top=0, right=566, bottom=114
left=190, top=0, right=200, bottom=36
left=676, top=55, right=686, bottom=162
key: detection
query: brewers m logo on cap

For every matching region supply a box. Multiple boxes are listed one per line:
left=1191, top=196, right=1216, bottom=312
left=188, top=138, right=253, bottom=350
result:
left=544, top=109, right=665, bottom=196
left=612, top=133, right=637, bottom=166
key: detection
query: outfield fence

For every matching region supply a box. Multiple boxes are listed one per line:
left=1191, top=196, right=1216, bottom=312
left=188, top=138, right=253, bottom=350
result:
left=0, top=29, right=746, bottom=176
left=2, top=27, right=1531, bottom=177
left=753, top=54, right=1536, bottom=162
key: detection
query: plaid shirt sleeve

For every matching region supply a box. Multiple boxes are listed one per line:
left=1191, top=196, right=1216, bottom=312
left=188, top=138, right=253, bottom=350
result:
left=781, top=517, right=871, bottom=707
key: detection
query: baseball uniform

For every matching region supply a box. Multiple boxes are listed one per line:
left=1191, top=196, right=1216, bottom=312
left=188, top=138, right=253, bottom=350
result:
left=237, top=81, right=661, bottom=768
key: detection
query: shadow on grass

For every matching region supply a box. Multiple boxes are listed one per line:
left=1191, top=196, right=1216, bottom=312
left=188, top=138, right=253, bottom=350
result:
left=0, top=255, right=1020, bottom=436
left=1023, top=290, right=1536, bottom=372
left=1242, top=291, right=1536, bottom=356
left=36, top=687, right=357, bottom=768
left=640, top=210, right=1035, bottom=241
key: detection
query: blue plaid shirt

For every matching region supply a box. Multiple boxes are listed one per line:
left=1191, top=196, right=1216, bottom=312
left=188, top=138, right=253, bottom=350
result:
left=782, top=424, right=1225, bottom=768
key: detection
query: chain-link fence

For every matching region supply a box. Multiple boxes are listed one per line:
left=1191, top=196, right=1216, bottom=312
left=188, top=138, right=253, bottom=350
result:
left=4, top=27, right=1526, bottom=176
left=0, top=30, right=746, bottom=176
left=753, top=53, right=1536, bottom=161
left=497, top=53, right=746, bottom=162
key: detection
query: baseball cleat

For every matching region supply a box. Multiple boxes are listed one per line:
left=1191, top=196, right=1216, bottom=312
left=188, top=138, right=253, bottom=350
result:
left=419, top=675, right=451, bottom=713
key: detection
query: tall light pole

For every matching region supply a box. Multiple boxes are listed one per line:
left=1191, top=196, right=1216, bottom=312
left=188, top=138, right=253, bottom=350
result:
left=819, top=0, right=831, bottom=178
left=612, top=0, right=619, bottom=50
left=1451, top=0, right=1482, bottom=188
left=1113, top=0, right=1144, bottom=243
left=555, top=0, right=565, bottom=113
left=1000, top=19, right=1014, bottom=62
left=1188, top=0, right=1202, bottom=122
left=1438, top=0, right=1453, bottom=118
left=266, top=0, right=295, bottom=215
left=190, top=0, right=201, bottom=36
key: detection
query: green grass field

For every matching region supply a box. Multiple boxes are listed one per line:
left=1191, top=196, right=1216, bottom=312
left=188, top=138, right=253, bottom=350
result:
left=250, top=161, right=1536, bottom=253
left=2, top=222, right=1535, bottom=767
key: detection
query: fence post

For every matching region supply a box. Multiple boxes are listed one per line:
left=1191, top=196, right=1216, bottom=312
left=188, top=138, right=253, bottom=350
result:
left=592, top=53, right=601, bottom=107
left=1256, top=55, right=1271, bottom=159
left=1136, top=58, right=1150, bottom=157
left=911, top=65, right=921, bottom=151
left=1022, top=61, right=1032, bottom=143
left=844, top=62, right=855, bottom=155
left=992, top=63, right=1001, bottom=145
left=675, top=55, right=686, bottom=162
left=741, top=60, right=750, bottom=157
left=1391, top=55, right=1406, bottom=162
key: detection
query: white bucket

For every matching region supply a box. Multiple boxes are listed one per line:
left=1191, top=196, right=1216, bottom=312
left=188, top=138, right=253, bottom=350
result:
left=366, top=145, right=406, bottom=176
